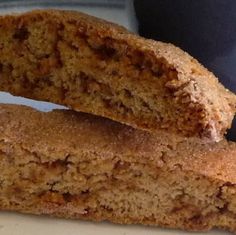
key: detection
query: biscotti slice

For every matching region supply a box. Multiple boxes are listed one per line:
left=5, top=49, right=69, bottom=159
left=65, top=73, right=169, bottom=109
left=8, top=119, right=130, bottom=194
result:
left=0, top=104, right=236, bottom=233
left=0, top=10, right=235, bottom=141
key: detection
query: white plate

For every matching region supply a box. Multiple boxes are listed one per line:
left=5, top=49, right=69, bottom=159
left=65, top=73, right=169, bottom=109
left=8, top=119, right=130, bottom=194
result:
left=0, top=1, right=230, bottom=234
left=0, top=210, right=229, bottom=235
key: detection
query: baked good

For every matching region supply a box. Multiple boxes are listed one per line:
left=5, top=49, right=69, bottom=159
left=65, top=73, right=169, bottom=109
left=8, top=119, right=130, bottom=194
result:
left=0, top=10, right=235, bottom=141
left=0, top=104, right=236, bottom=233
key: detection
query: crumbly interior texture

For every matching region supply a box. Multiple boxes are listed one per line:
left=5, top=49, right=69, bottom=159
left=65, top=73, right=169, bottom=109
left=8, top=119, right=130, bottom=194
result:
left=0, top=10, right=235, bottom=141
left=0, top=104, right=236, bottom=233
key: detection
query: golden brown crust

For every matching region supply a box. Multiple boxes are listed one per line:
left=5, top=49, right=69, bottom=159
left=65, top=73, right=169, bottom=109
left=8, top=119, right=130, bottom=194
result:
left=0, top=10, right=235, bottom=141
left=0, top=104, right=236, bottom=182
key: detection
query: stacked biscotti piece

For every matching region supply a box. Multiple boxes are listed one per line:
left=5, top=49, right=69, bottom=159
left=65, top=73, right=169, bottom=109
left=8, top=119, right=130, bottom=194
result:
left=0, top=10, right=236, bottom=233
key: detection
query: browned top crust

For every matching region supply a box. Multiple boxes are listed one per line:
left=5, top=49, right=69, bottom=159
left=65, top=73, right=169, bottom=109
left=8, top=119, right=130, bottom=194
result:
left=0, top=10, right=236, bottom=141
left=0, top=104, right=236, bottom=184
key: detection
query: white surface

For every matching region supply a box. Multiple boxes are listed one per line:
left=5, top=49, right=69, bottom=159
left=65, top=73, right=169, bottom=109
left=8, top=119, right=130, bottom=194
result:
left=0, top=1, right=229, bottom=234
left=0, top=211, right=230, bottom=235
left=0, top=92, right=65, bottom=111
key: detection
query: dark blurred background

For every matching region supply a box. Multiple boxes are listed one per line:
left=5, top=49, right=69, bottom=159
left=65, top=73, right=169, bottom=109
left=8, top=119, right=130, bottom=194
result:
left=134, top=0, right=236, bottom=141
